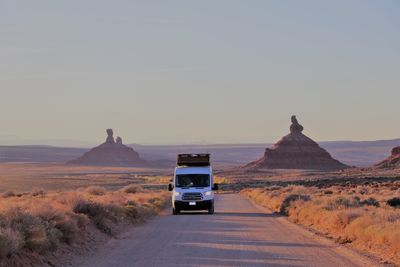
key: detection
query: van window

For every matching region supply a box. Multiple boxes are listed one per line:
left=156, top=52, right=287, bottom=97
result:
left=175, top=174, right=210, bottom=188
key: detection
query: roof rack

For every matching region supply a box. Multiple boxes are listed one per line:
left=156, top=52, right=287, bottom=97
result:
left=177, top=154, right=210, bottom=166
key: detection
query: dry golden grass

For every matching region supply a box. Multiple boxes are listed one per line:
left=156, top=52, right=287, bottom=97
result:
left=0, top=185, right=169, bottom=267
left=143, top=176, right=172, bottom=184
left=213, top=176, right=229, bottom=184
left=242, top=182, right=400, bottom=265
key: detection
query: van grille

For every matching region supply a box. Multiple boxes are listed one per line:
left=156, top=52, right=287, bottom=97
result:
left=182, top=192, right=203, bottom=201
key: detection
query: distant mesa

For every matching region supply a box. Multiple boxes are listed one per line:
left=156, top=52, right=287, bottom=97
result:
left=244, top=116, right=350, bottom=171
left=374, top=146, right=400, bottom=169
left=67, top=129, right=146, bottom=166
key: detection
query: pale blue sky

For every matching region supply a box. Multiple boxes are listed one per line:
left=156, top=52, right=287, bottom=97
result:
left=0, top=0, right=399, bottom=145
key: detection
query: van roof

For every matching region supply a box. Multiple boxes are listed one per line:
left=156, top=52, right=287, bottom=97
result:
left=177, top=154, right=210, bottom=167
left=175, top=166, right=212, bottom=175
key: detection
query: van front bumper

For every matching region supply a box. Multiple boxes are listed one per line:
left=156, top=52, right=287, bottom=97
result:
left=174, top=200, right=213, bottom=211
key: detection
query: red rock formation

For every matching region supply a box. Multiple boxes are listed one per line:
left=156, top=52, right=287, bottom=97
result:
left=105, top=129, right=115, bottom=144
left=68, top=129, right=146, bottom=166
left=245, top=116, right=349, bottom=171
left=375, top=146, right=400, bottom=169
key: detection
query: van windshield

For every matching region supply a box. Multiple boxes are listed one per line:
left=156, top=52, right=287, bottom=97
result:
left=175, top=174, right=210, bottom=188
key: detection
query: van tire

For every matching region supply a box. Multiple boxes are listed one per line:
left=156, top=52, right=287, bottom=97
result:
left=172, top=208, right=180, bottom=215
left=208, top=204, right=214, bottom=215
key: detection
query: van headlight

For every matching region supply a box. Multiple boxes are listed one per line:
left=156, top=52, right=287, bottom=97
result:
left=173, top=192, right=180, bottom=197
left=205, top=191, right=212, bottom=196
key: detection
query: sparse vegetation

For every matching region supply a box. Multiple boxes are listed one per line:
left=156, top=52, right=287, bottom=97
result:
left=279, top=194, right=311, bottom=215
left=85, top=186, right=107, bottom=196
left=30, top=188, right=46, bottom=197
left=0, top=228, right=23, bottom=258
left=387, top=197, right=400, bottom=208
left=121, top=184, right=143, bottom=194
left=0, top=163, right=398, bottom=266
left=242, top=182, right=400, bottom=265
left=1, top=191, right=15, bottom=198
left=0, top=185, right=169, bottom=267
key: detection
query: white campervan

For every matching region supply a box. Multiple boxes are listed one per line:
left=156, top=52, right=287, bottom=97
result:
left=168, top=154, right=218, bottom=215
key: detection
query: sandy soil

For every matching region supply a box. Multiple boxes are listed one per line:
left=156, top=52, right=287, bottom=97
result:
left=0, top=163, right=170, bottom=192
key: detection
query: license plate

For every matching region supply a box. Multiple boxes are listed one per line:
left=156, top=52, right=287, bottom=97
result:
left=189, top=202, right=196, bottom=206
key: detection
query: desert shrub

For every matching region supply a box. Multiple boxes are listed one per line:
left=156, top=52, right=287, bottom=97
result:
left=23, top=223, right=49, bottom=251
left=387, top=197, right=400, bottom=208
left=138, top=204, right=157, bottom=217
left=73, top=199, right=120, bottom=234
left=269, top=190, right=281, bottom=198
left=125, top=200, right=137, bottom=206
left=122, top=184, right=142, bottom=194
left=32, top=206, right=78, bottom=244
left=46, top=227, right=64, bottom=248
left=31, top=188, right=46, bottom=197
left=73, top=200, right=104, bottom=218
left=6, top=209, right=51, bottom=251
left=69, top=213, right=90, bottom=228
left=280, top=194, right=311, bottom=215
left=85, top=186, right=107, bottom=196
left=0, top=228, right=23, bottom=258
left=324, top=196, right=362, bottom=210
left=123, top=205, right=139, bottom=218
left=358, top=187, right=368, bottom=195
left=1, top=191, right=15, bottom=198
left=34, top=206, right=64, bottom=222
left=360, top=198, right=380, bottom=207
left=147, top=197, right=167, bottom=210
left=53, top=217, right=78, bottom=244
left=384, top=212, right=400, bottom=223
left=335, top=210, right=363, bottom=228
left=324, top=190, right=333, bottom=195
left=267, top=186, right=282, bottom=191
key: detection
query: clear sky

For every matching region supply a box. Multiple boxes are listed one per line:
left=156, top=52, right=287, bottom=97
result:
left=0, top=0, right=399, bottom=146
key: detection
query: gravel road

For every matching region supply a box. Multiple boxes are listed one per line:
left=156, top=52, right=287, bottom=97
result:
left=76, top=194, right=378, bottom=267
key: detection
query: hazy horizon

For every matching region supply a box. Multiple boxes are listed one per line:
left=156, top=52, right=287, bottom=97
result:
left=1, top=133, right=400, bottom=148
left=1, top=1, right=399, bottom=145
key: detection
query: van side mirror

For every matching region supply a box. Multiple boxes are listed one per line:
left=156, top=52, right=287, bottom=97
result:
left=212, top=183, right=219, bottom=191
left=168, top=184, right=174, bottom=191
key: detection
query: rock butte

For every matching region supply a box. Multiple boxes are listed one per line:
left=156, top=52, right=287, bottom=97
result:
left=67, top=129, right=146, bottom=167
left=245, top=116, right=350, bottom=171
left=375, top=146, right=400, bottom=169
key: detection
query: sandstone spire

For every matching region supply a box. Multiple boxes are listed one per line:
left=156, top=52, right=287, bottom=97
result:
left=290, top=115, right=304, bottom=134
left=116, top=136, right=122, bottom=145
left=105, top=129, right=115, bottom=144
left=245, top=116, right=349, bottom=171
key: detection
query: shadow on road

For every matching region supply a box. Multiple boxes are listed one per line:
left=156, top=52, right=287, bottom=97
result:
left=216, top=211, right=281, bottom=218
left=177, top=211, right=281, bottom=218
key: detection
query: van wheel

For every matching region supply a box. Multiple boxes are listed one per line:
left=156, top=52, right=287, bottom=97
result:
left=208, top=204, right=214, bottom=215
left=173, top=208, right=180, bottom=215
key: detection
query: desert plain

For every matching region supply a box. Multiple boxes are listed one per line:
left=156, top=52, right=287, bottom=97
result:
left=0, top=161, right=399, bottom=266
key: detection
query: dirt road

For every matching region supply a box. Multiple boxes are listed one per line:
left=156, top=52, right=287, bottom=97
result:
left=76, top=194, right=377, bottom=267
